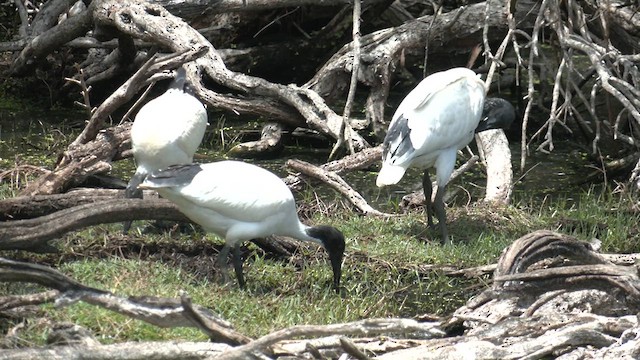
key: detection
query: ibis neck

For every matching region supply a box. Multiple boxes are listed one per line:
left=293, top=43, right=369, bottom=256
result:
left=293, top=222, right=324, bottom=246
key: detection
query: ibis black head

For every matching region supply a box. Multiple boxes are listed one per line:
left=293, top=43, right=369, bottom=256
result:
left=306, top=225, right=345, bottom=293
left=475, top=97, right=516, bottom=133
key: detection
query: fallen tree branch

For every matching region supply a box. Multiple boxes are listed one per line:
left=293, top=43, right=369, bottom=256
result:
left=216, top=318, right=445, bottom=360
left=0, top=189, right=139, bottom=221
left=0, top=198, right=189, bottom=252
left=286, top=159, right=394, bottom=217
left=0, top=340, right=231, bottom=360
left=0, top=257, right=248, bottom=345
left=284, top=145, right=383, bottom=190
left=0, top=290, right=59, bottom=312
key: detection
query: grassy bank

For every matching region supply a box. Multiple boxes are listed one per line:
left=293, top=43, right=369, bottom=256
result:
left=2, top=183, right=638, bottom=345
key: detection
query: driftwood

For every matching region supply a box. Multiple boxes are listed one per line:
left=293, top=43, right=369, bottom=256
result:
left=226, top=122, right=285, bottom=159
left=286, top=158, right=394, bottom=217
left=0, top=257, right=250, bottom=345
left=0, top=189, right=157, bottom=221
left=0, top=341, right=232, bottom=360
left=284, top=145, right=383, bottom=190
left=0, top=198, right=188, bottom=252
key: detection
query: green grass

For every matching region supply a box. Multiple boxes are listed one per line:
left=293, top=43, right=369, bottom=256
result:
left=2, top=184, right=639, bottom=346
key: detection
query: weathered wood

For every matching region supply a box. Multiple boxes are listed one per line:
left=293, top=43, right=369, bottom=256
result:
left=93, top=0, right=369, bottom=148
left=0, top=341, right=231, bottom=360
left=3, top=231, right=640, bottom=358
left=11, top=1, right=93, bottom=75
left=18, top=123, right=132, bottom=196
left=227, top=122, right=284, bottom=158
left=0, top=198, right=188, bottom=252
left=216, top=318, right=444, bottom=360
left=476, top=130, right=513, bottom=204
left=286, top=158, right=394, bottom=216
left=0, top=189, right=141, bottom=221
left=0, top=257, right=249, bottom=345
left=284, top=145, right=383, bottom=190
left=0, top=290, right=59, bottom=312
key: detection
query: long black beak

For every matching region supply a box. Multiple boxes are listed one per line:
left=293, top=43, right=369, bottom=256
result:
left=329, top=249, right=343, bottom=293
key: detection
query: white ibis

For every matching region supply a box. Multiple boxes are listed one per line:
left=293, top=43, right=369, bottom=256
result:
left=376, top=67, right=515, bottom=243
left=138, top=160, right=346, bottom=292
left=124, top=66, right=208, bottom=232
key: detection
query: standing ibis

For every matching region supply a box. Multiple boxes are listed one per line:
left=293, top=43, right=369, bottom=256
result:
left=376, top=67, right=515, bottom=243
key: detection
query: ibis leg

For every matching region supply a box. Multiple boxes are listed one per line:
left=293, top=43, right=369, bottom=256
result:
left=215, top=244, right=232, bottom=283
left=232, top=244, right=246, bottom=289
left=422, top=170, right=435, bottom=228
left=122, top=172, right=145, bottom=234
left=433, top=184, right=449, bottom=244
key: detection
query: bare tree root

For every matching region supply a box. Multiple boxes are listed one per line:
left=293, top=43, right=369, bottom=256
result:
left=286, top=158, right=394, bottom=216
left=0, top=198, right=187, bottom=252
left=381, top=230, right=640, bottom=359
left=516, top=0, right=640, bottom=187
left=0, top=257, right=249, bottom=345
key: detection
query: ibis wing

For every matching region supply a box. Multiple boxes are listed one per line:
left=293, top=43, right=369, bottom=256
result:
left=383, top=69, right=485, bottom=167
left=147, top=161, right=293, bottom=224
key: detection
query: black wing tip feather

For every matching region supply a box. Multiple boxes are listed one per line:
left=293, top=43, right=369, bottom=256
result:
left=383, top=114, right=414, bottom=160
left=146, top=164, right=203, bottom=187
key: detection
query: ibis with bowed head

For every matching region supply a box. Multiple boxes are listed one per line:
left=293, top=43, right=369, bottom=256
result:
left=138, top=161, right=346, bottom=292
left=124, top=66, right=208, bottom=231
left=376, top=67, right=515, bottom=244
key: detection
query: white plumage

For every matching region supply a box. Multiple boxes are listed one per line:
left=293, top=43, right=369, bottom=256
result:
left=124, top=66, right=208, bottom=231
left=138, top=161, right=346, bottom=291
left=377, top=67, right=514, bottom=243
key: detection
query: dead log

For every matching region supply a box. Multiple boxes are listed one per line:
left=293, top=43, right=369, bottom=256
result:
left=476, top=130, right=513, bottom=204
left=10, top=1, right=93, bottom=75
left=226, top=122, right=284, bottom=158
left=286, top=158, right=394, bottom=216
left=0, top=198, right=188, bottom=252
left=92, top=0, right=369, bottom=148
left=215, top=318, right=444, bottom=360
left=19, top=123, right=132, bottom=197
left=377, top=315, right=629, bottom=360
left=0, top=189, right=143, bottom=221
left=0, top=257, right=250, bottom=345
left=377, top=230, right=640, bottom=359
left=0, top=341, right=231, bottom=360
